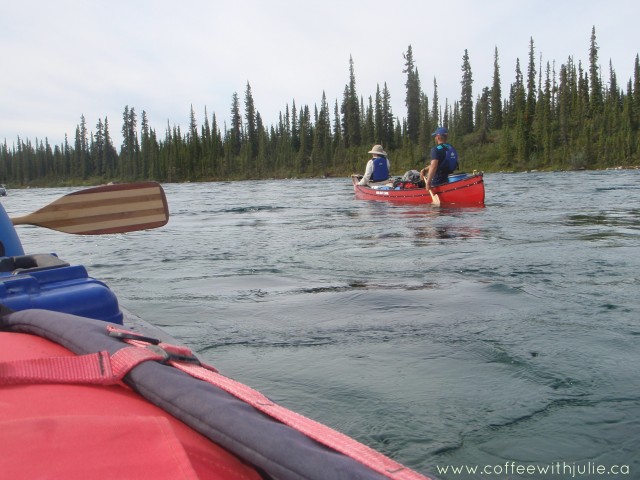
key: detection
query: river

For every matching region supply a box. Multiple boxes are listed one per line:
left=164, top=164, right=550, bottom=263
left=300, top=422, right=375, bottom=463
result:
left=6, top=169, right=640, bottom=479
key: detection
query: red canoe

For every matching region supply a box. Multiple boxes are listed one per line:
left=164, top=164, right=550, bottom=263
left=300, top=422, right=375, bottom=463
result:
left=351, top=173, right=485, bottom=205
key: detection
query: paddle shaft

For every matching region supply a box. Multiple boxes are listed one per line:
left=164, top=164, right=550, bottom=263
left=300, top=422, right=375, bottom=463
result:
left=10, top=182, right=169, bottom=234
left=420, top=173, right=441, bottom=206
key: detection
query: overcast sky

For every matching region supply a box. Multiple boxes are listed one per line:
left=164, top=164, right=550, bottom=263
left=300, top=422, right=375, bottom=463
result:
left=2, top=0, right=639, bottom=148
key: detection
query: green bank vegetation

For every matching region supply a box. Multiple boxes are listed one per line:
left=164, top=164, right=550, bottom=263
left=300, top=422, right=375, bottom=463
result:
left=2, top=27, right=639, bottom=187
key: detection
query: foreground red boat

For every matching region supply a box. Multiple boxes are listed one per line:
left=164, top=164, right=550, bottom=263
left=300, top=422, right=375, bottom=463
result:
left=351, top=172, right=485, bottom=205
left=0, top=184, right=436, bottom=480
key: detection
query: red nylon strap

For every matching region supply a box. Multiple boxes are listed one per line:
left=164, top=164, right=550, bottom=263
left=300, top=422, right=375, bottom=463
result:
left=0, top=351, right=113, bottom=385
left=0, top=347, right=164, bottom=386
left=110, top=345, right=167, bottom=376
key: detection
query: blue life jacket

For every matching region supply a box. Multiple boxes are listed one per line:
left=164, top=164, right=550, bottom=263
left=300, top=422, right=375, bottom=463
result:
left=441, top=143, right=458, bottom=173
left=370, top=157, right=389, bottom=182
left=431, top=143, right=459, bottom=186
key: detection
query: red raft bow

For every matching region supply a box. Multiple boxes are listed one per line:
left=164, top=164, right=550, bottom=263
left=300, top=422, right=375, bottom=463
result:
left=0, top=308, right=437, bottom=480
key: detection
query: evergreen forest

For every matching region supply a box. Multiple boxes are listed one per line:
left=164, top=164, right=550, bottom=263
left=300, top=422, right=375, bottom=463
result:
left=2, top=27, right=639, bottom=188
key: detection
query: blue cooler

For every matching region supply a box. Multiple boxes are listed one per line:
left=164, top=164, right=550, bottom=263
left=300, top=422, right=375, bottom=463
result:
left=448, top=173, right=468, bottom=182
left=0, top=254, right=123, bottom=324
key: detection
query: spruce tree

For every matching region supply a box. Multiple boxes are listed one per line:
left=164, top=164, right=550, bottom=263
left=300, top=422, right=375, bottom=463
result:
left=103, top=117, right=117, bottom=179
left=332, top=100, right=343, bottom=152
left=490, top=47, right=503, bottom=129
left=382, top=83, right=394, bottom=150
left=476, top=87, right=490, bottom=143
left=291, top=101, right=299, bottom=154
left=459, top=49, right=474, bottom=135
left=418, top=92, right=432, bottom=153
left=589, top=26, right=603, bottom=115
left=94, top=118, right=105, bottom=176
left=403, top=45, right=422, bottom=143
left=244, top=82, right=258, bottom=166
left=363, top=96, right=375, bottom=146
left=78, top=115, right=89, bottom=178
left=141, top=111, right=152, bottom=179
left=296, top=105, right=311, bottom=173
left=633, top=54, right=640, bottom=129
left=188, top=105, right=199, bottom=178
left=120, top=106, right=139, bottom=179
left=311, top=91, right=331, bottom=173
left=374, top=85, right=384, bottom=144
left=229, top=93, right=242, bottom=166
left=526, top=38, right=537, bottom=124
left=341, top=56, right=361, bottom=148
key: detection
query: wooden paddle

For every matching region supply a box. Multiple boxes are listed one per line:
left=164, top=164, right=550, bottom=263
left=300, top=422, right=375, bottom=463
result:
left=11, top=182, right=169, bottom=234
left=429, top=189, right=441, bottom=206
left=420, top=172, right=441, bottom=206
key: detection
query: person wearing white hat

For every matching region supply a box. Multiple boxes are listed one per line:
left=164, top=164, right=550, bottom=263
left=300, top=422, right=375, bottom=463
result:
left=358, top=144, right=391, bottom=185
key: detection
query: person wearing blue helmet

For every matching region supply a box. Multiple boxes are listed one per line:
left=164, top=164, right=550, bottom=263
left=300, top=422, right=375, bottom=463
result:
left=420, top=127, right=458, bottom=189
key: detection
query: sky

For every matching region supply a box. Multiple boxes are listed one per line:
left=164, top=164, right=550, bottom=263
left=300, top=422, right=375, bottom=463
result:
left=2, top=0, right=639, bottom=149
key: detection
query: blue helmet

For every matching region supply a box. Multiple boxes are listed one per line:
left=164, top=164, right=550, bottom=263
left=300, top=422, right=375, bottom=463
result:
left=431, top=127, right=448, bottom=137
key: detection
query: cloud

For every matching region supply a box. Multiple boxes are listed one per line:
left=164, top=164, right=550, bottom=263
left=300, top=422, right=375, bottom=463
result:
left=1, top=0, right=638, bottom=148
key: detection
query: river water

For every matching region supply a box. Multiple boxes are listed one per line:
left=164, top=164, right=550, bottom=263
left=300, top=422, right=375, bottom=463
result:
left=5, top=170, right=640, bottom=479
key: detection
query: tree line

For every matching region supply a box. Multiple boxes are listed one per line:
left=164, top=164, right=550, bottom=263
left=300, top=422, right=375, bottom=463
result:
left=1, top=27, right=639, bottom=187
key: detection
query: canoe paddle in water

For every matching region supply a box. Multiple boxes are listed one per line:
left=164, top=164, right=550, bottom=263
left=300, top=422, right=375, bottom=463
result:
left=10, top=182, right=169, bottom=234
left=429, top=189, right=441, bottom=206
left=420, top=172, right=441, bottom=206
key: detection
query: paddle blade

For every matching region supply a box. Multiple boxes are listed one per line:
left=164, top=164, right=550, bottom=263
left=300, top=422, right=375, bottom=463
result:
left=11, top=182, right=169, bottom=235
left=429, top=189, right=441, bottom=206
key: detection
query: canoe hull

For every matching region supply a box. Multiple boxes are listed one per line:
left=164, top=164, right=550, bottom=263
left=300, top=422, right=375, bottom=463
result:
left=351, top=173, right=485, bottom=205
